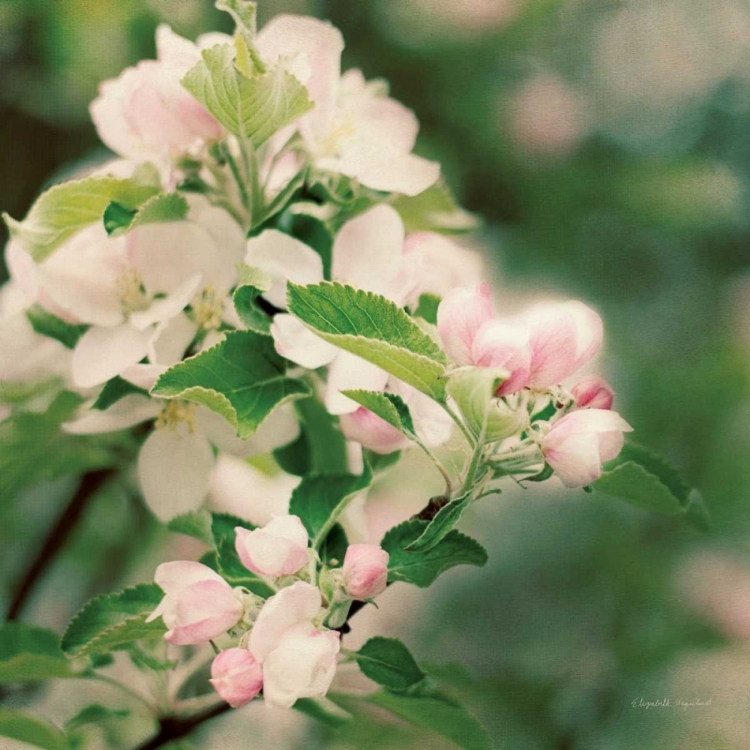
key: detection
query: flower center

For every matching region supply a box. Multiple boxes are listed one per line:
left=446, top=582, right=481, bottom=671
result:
left=192, top=285, right=223, bottom=330
left=155, top=401, right=197, bottom=433
left=116, top=269, right=150, bottom=313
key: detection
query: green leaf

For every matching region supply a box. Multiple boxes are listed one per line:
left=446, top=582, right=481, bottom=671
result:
left=0, top=708, right=70, bottom=750
left=390, top=180, right=478, bottom=234
left=296, top=395, right=349, bottom=474
left=595, top=442, right=709, bottom=529
left=26, top=306, right=89, bottom=349
left=287, top=282, right=447, bottom=401
left=288, top=467, right=373, bottom=548
left=61, top=584, right=166, bottom=657
left=446, top=367, right=528, bottom=443
left=341, top=390, right=418, bottom=444
left=381, top=520, right=487, bottom=587
left=413, top=293, right=441, bottom=325
left=318, top=524, right=348, bottom=567
left=281, top=209, right=334, bottom=279
left=105, top=193, right=189, bottom=237
left=167, top=510, right=213, bottom=545
left=232, top=264, right=273, bottom=334
left=364, top=449, right=402, bottom=473
left=64, top=705, right=129, bottom=735
left=0, top=391, right=115, bottom=504
left=0, top=623, right=78, bottom=683
left=294, top=697, right=353, bottom=727
left=353, top=637, right=425, bottom=692
left=3, top=176, right=158, bottom=262
left=405, top=496, right=472, bottom=553
left=368, top=691, right=492, bottom=750
left=92, top=377, right=148, bottom=411
left=182, top=45, right=312, bottom=147
left=152, top=330, right=311, bottom=439
left=273, top=429, right=311, bottom=476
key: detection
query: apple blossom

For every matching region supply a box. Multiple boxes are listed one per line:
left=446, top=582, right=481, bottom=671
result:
left=342, top=544, right=389, bottom=600
left=210, top=648, right=264, bottom=707
left=437, top=283, right=496, bottom=367
left=90, top=25, right=226, bottom=165
left=256, top=16, right=440, bottom=196
left=235, top=516, right=309, bottom=578
left=571, top=374, right=615, bottom=410
left=542, top=409, right=633, bottom=488
left=249, top=581, right=340, bottom=709
left=147, top=561, right=243, bottom=645
left=523, top=301, right=603, bottom=389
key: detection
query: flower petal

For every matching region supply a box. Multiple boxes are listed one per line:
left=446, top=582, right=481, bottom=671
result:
left=63, top=395, right=160, bottom=435
left=271, top=314, right=339, bottom=369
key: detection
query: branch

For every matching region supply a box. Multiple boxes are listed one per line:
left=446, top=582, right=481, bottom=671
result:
left=6, top=468, right=113, bottom=621
left=133, top=702, right=233, bottom=750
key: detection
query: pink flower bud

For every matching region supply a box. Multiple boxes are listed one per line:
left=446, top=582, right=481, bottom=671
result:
left=210, top=648, right=263, bottom=708
left=340, top=407, right=410, bottom=455
left=343, top=544, right=389, bottom=600
left=234, top=516, right=309, bottom=578
left=542, top=409, right=633, bottom=488
left=571, top=375, right=614, bottom=410
left=147, top=561, right=242, bottom=645
left=437, top=284, right=495, bottom=366
left=523, top=301, right=603, bottom=388
left=471, top=319, right=531, bottom=395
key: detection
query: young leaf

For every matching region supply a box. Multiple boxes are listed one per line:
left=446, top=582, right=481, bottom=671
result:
left=0, top=623, right=78, bottom=683
left=353, top=637, right=425, bottom=692
left=381, top=520, right=487, bottom=587
left=0, top=708, right=70, bottom=750
left=216, top=0, right=258, bottom=42
left=26, top=306, right=89, bottom=349
left=405, top=495, right=472, bottom=553
left=167, top=510, right=213, bottom=545
left=61, top=584, right=166, bottom=657
left=232, top=264, right=273, bottom=333
left=287, top=282, right=447, bottom=401
left=390, top=180, right=479, bottom=234
left=368, top=691, right=492, bottom=750
left=595, top=441, right=709, bottom=529
left=92, top=376, right=148, bottom=411
left=182, top=45, right=312, bottom=147
left=104, top=193, right=189, bottom=236
left=4, top=176, right=158, bottom=262
left=288, top=466, right=373, bottom=548
left=341, top=390, right=417, bottom=441
left=152, top=330, right=311, bottom=439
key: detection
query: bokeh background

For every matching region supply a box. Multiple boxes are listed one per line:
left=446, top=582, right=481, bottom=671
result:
left=3, top=0, right=750, bottom=747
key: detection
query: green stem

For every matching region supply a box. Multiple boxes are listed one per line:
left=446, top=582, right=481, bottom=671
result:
left=91, top=673, right=156, bottom=715
left=414, top=438, right=454, bottom=495
left=443, top=402, right=476, bottom=448
left=223, top=147, right=251, bottom=217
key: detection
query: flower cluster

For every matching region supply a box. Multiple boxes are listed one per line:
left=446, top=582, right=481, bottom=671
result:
left=148, top=516, right=388, bottom=709
left=0, top=0, right=648, bottom=722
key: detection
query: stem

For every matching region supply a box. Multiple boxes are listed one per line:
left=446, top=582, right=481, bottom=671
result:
left=443, top=402, right=476, bottom=448
left=131, top=701, right=233, bottom=750
left=6, top=469, right=113, bottom=621
left=414, top=439, right=454, bottom=495
left=91, top=673, right=156, bottom=715
left=461, top=441, right=485, bottom=496
left=223, top=146, right=251, bottom=218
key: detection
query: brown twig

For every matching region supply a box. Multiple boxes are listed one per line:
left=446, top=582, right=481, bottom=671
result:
left=133, top=702, right=233, bottom=750
left=6, top=469, right=113, bottom=621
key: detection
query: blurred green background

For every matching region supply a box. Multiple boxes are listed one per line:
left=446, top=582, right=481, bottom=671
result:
left=3, top=0, right=750, bottom=747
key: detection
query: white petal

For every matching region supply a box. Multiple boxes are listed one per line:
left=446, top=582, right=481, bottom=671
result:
left=245, top=230, right=324, bottom=309
left=72, top=324, right=153, bottom=388
left=325, top=352, right=389, bottom=415
left=130, top=274, right=201, bottom=330
left=147, top=312, right=199, bottom=365
left=271, top=314, right=338, bottom=369
left=331, top=205, right=405, bottom=296
left=121, top=364, right=168, bottom=391
left=63, top=395, right=161, bottom=435
left=207, top=454, right=300, bottom=527
left=137, top=427, right=215, bottom=522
